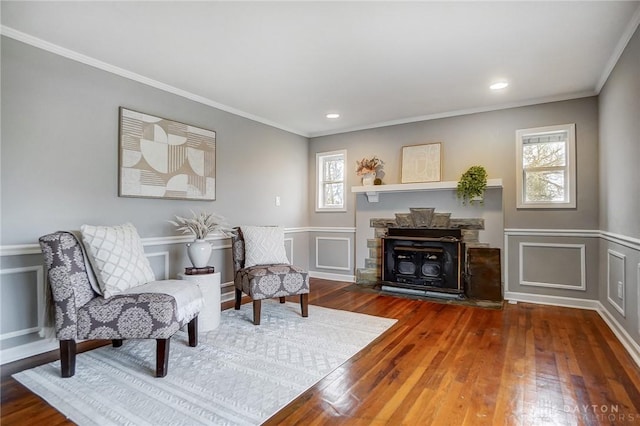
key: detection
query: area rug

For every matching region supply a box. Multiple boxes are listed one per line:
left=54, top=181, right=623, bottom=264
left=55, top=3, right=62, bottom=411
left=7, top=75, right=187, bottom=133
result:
left=13, top=301, right=397, bottom=425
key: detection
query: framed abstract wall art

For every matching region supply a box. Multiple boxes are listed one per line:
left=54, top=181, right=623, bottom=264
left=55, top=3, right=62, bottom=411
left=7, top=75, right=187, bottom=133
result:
left=118, top=107, right=216, bottom=200
left=401, top=142, right=442, bottom=183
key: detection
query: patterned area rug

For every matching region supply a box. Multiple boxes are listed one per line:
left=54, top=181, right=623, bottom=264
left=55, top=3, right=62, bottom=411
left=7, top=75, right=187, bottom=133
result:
left=14, top=301, right=396, bottom=425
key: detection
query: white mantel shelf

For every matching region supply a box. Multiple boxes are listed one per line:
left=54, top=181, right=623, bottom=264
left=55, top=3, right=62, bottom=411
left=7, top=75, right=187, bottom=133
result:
left=351, top=178, right=503, bottom=202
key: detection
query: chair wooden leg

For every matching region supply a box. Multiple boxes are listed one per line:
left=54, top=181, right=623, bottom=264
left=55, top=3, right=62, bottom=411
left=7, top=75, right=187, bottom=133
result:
left=301, top=293, right=309, bottom=318
left=234, top=288, right=242, bottom=310
left=279, top=296, right=286, bottom=303
left=188, top=317, right=198, bottom=347
left=112, top=339, right=123, bottom=347
left=156, top=338, right=170, bottom=378
left=60, top=340, right=76, bottom=378
left=253, top=300, right=261, bottom=325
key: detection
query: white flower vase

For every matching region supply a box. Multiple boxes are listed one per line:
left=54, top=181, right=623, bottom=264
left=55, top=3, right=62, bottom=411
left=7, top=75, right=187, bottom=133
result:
left=362, top=172, right=376, bottom=186
left=186, top=239, right=212, bottom=268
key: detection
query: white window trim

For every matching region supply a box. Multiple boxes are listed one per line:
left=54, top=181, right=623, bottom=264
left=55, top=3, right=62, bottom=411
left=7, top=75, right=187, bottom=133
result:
left=316, top=149, right=347, bottom=212
left=516, top=123, right=576, bottom=209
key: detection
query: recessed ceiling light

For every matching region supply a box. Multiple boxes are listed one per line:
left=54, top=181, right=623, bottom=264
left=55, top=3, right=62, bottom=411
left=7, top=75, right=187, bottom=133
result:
left=490, top=81, right=509, bottom=90
left=326, top=113, right=340, bottom=119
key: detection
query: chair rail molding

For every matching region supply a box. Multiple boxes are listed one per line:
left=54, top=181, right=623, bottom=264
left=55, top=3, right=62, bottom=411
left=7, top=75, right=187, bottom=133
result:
left=504, top=228, right=598, bottom=296
left=0, top=227, right=355, bottom=257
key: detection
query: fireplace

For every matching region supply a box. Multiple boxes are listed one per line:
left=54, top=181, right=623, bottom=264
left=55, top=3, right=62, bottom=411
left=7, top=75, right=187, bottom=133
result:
left=381, top=228, right=464, bottom=297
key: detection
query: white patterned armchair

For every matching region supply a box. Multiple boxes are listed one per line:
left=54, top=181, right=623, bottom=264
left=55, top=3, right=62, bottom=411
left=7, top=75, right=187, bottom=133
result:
left=39, top=231, right=203, bottom=378
left=232, top=227, right=309, bottom=325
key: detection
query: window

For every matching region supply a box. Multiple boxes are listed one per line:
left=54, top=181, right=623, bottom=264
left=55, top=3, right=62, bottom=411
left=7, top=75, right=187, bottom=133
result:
left=316, top=150, right=346, bottom=212
left=516, top=124, right=576, bottom=209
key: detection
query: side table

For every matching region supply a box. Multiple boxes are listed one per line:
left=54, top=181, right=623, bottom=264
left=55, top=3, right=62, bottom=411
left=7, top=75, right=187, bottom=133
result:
left=177, top=272, right=221, bottom=332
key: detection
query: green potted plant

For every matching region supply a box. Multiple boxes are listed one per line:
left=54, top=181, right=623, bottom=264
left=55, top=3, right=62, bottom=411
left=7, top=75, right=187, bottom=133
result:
left=456, top=166, right=488, bottom=205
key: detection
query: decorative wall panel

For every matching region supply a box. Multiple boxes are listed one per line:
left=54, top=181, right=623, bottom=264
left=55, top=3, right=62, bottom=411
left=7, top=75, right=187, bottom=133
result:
left=316, top=237, right=351, bottom=271
left=607, top=249, right=626, bottom=316
left=519, top=242, right=586, bottom=290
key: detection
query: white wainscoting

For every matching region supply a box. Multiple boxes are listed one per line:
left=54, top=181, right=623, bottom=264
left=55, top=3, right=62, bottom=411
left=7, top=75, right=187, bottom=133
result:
left=284, top=238, right=294, bottom=264
left=145, top=251, right=170, bottom=280
left=607, top=249, right=626, bottom=317
left=315, top=237, right=351, bottom=271
left=1, top=226, right=639, bottom=367
left=518, top=242, right=586, bottom=291
left=503, top=228, right=600, bottom=295
left=0, top=266, right=44, bottom=341
left=504, top=228, right=640, bottom=368
left=0, top=233, right=232, bottom=257
left=0, top=234, right=236, bottom=365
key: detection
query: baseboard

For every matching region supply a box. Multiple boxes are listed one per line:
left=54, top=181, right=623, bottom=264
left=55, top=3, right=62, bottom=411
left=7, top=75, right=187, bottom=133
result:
left=596, top=302, right=640, bottom=368
left=0, top=338, right=58, bottom=365
left=309, top=271, right=355, bottom=283
left=504, top=291, right=601, bottom=310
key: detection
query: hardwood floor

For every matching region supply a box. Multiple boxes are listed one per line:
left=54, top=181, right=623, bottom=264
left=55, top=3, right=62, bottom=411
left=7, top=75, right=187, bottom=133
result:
left=2, top=278, right=640, bottom=425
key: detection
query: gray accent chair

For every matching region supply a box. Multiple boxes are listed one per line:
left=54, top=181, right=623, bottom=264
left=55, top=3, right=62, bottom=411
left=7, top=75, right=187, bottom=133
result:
left=39, top=231, right=203, bottom=378
left=231, top=227, right=309, bottom=325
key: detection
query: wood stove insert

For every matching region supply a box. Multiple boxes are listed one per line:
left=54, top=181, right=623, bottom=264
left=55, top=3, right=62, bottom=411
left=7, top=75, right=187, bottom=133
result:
left=381, top=228, right=464, bottom=298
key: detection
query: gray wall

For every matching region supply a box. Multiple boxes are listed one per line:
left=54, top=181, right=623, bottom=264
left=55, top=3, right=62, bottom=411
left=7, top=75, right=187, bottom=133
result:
left=1, top=37, right=309, bottom=243
left=309, top=97, right=601, bottom=296
left=2, top=24, right=639, bottom=363
left=599, top=27, right=640, bottom=240
left=306, top=26, right=639, bottom=355
left=598, top=26, right=640, bottom=345
left=309, top=98, right=600, bottom=230
left=0, top=37, right=310, bottom=359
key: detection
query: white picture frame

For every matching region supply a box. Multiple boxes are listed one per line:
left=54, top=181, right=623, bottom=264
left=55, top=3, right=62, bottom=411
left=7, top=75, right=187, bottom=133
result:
left=401, top=143, right=442, bottom=183
left=118, top=107, right=216, bottom=200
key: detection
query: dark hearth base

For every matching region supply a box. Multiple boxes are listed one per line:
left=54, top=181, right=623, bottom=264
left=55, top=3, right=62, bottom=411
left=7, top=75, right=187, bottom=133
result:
left=346, top=282, right=503, bottom=310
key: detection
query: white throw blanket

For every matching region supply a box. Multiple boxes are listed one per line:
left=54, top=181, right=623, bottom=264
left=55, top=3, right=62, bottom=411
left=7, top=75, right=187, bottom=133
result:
left=123, top=280, right=204, bottom=323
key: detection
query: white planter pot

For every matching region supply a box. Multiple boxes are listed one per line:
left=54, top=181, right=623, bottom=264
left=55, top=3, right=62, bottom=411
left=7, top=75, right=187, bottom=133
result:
left=361, top=173, right=376, bottom=186
left=186, top=239, right=212, bottom=268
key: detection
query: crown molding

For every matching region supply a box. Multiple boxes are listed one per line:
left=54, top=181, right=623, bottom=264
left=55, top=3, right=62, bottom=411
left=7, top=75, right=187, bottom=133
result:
left=0, top=25, right=308, bottom=138
left=309, top=91, right=598, bottom=138
left=596, top=3, right=640, bottom=92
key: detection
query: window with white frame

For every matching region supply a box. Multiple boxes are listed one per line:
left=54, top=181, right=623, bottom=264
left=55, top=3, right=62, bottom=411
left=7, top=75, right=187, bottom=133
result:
left=516, top=123, right=576, bottom=209
left=316, top=150, right=346, bottom=212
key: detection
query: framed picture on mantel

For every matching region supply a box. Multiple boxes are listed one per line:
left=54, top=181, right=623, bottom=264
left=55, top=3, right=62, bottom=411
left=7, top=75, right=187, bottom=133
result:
left=401, top=142, right=442, bottom=183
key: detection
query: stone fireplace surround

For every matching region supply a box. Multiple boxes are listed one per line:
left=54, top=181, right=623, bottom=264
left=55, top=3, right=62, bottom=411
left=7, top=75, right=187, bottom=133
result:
left=356, top=207, right=488, bottom=284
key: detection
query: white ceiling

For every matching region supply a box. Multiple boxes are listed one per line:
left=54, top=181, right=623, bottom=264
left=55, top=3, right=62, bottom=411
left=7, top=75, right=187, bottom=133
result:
left=2, top=1, right=640, bottom=137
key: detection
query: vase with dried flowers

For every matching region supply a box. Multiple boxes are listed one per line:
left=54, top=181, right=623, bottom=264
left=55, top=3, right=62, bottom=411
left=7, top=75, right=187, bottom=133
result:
left=169, top=211, right=231, bottom=268
left=356, top=156, right=383, bottom=186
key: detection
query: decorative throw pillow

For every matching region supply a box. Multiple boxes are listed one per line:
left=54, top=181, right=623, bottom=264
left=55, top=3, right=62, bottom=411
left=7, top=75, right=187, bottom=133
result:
left=80, top=223, right=156, bottom=298
left=241, top=226, right=290, bottom=268
left=71, top=230, right=103, bottom=295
